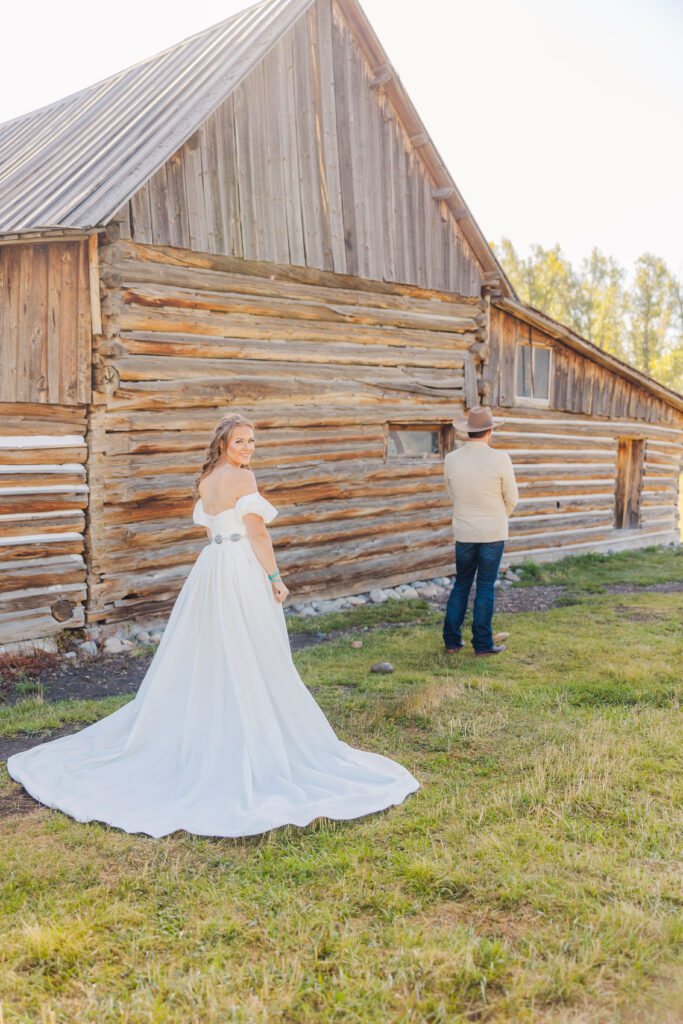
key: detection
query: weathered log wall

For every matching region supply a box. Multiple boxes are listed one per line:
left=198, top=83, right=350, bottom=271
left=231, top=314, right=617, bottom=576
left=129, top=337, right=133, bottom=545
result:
left=0, top=402, right=88, bottom=642
left=88, top=239, right=486, bottom=621
left=487, top=305, right=678, bottom=424
left=113, top=0, right=482, bottom=296
left=487, top=306, right=682, bottom=562
left=0, top=241, right=91, bottom=405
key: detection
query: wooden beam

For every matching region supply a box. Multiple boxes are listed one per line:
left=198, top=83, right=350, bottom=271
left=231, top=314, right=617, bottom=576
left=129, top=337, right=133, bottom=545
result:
left=370, top=63, right=393, bottom=88
left=431, top=186, right=455, bottom=200
left=88, top=233, right=103, bottom=336
left=409, top=132, right=429, bottom=148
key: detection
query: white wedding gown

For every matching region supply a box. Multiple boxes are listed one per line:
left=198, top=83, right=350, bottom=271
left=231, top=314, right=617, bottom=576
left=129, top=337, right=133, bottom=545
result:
left=8, top=494, right=419, bottom=838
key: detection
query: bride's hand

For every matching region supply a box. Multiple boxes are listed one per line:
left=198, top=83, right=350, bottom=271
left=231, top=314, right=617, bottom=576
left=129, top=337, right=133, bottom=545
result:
left=272, top=581, right=289, bottom=603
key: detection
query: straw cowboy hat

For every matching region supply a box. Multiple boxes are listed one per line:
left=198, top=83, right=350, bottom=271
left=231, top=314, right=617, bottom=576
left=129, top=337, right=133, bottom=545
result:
left=452, top=406, right=505, bottom=432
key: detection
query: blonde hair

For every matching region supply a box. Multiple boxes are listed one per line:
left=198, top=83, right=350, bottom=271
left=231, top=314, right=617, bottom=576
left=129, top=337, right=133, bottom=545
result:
left=194, top=414, right=254, bottom=497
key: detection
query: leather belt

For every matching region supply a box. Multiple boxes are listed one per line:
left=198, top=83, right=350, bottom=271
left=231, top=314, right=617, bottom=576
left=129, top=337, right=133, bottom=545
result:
left=213, top=533, right=243, bottom=544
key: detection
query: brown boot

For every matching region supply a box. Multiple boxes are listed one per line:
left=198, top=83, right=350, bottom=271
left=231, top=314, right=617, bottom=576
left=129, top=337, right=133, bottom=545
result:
left=475, top=644, right=506, bottom=657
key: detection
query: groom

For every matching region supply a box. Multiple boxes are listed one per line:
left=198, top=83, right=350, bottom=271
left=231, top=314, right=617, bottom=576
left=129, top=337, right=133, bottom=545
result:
left=442, top=407, right=518, bottom=656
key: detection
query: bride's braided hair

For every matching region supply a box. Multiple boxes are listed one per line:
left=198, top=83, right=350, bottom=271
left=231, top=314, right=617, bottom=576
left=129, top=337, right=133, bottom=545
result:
left=194, top=414, right=254, bottom=497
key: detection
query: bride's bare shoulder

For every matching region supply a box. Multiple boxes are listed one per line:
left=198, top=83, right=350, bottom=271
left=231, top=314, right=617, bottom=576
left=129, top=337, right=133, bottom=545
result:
left=235, top=469, right=257, bottom=496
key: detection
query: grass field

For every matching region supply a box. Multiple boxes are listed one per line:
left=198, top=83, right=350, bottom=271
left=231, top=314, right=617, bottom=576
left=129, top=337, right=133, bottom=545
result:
left=0, top=558, right=682, bottom=1022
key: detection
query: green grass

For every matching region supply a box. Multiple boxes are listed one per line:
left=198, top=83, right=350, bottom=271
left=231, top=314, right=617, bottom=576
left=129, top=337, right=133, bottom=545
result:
left=286, top=598, right=430, bottom=634
left=0, top=582, right=682, bottom=1021
left=514, top=545, right=683, bottom=591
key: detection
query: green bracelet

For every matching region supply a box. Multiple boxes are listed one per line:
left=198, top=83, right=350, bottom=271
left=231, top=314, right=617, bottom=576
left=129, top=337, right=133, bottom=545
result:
left=268, top=570, right=281, bottom=581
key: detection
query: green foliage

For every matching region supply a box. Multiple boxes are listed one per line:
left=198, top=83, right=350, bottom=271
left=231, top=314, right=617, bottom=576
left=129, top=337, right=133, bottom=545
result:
left=495, top=239, right=683, bottom=391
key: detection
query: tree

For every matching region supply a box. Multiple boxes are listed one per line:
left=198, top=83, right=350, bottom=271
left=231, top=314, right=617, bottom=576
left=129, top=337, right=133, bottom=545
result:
left=494, top=239, right=682, bottom=392
left=626, top=254, right=672, bottom=377
left=574, top=248, right=626, bottom=360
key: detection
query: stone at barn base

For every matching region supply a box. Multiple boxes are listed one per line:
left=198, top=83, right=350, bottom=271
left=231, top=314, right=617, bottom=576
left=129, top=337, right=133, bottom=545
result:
left=78, top=641, right=98, bottom=657
left=398, top=586, right=420, bottom=600
left=370, top=662, right=394, bottom=674
left=0, top=636, right=59, bottom=656
left=369, top=589, right=389, bottom=604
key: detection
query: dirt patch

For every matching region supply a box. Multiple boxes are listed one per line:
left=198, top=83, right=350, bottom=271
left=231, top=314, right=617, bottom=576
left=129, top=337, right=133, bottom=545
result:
left=0, top=785, right=42, bottom=821
left=613, top=604, right=669, bottom=623
left=606, top=581, right=683, bottom=595
left=428, top=585, right=569, bottom=615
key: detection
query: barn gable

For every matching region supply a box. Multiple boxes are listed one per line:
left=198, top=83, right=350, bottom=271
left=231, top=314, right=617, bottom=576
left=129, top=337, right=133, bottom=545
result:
left=0, top=0, right=510, bottom=298
left=118, top=0, right=494, bottom=296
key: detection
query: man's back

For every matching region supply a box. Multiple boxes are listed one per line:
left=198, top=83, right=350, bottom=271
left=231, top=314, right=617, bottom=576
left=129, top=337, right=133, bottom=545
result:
left=444, top=441, right=518, bottom=542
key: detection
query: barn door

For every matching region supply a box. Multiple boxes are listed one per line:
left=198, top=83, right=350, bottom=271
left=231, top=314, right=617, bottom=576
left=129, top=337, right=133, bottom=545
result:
left=614, top=439, right=645, bottom=529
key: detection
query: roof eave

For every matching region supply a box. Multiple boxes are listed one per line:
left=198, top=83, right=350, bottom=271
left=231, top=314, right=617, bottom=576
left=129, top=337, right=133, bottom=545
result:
left=495, top=296, right=683, bottom=415
left=336, top=0, right=517, bottom=300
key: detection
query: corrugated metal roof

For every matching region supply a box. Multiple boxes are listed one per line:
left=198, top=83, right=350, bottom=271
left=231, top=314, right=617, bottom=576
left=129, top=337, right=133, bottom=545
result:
left=0, top=0, right=313, bottom=233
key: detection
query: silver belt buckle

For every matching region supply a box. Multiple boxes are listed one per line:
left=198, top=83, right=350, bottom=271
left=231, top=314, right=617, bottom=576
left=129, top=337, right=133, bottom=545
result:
left=229, top=533, right=242, bottom=542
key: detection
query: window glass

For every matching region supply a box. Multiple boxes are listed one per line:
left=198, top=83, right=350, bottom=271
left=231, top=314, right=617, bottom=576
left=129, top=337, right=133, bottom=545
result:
left=387, top=429, right=440, bottom=457
left=516, top=344, right=550, bottom=400
left=533, top=347, right=550, bottom=399
left=517, top=344, right=533, bottom=397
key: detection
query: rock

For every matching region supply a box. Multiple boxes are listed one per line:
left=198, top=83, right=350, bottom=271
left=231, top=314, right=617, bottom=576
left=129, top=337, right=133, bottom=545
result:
left=493, top=632, right=510, bottom=643
left=500, top=580, right=513, bottom=589
left=135, top=631, right=152, bottom=645
left=78, top=640, right=98, bottom=657
left=433, top=577, right=452, bottom=587
left=369, top=589, right=389, bottom=604
left=346, top=595, right=367, bottom=606
left=494, top=580, right=502, bottom=589
left=417, top=584, right=441, bottom=599
left=63, top=651, right=77, bottom=660
left=410, top=581, right=427, bottom=590
left=399, top=586, right=420, bottom=600
left=103, top=637, right=125, bottom=654
left=298, top=607, right=317, bottom=617
left=149, top=632, right=163, bottom=644
left=119, top=639, right=133, bottom=650
left=383, top=588, right=401, bottom=600
left=370, top=662, right=394, bottom=674
left=351, top=640, right=363, bottom=649
left=316, top=600, right=341, bottom=615
left=0, top=636, right=59, bottom=656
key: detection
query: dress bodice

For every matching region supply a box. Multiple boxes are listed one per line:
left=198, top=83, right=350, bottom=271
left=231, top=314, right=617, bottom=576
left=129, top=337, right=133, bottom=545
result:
left=193, top=492, right=278, bottom=539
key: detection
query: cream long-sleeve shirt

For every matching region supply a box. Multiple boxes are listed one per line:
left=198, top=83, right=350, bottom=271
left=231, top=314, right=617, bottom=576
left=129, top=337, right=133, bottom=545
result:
left=444, top=441, right=518, bottom=542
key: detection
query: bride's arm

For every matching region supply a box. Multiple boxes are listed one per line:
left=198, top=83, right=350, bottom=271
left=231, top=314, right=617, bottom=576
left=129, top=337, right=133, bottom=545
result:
left=243, top=514, right=289, bottom=603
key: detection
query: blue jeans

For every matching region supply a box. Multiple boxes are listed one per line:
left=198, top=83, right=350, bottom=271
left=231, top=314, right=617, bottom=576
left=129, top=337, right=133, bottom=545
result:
left=442, top=541, right=505, bottom=653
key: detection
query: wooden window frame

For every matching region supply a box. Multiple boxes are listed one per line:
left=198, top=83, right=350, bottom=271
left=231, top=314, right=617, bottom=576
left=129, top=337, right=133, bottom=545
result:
left=514, top=341, right=552, bottom=407
left=384, top=422, right=455, bottom=462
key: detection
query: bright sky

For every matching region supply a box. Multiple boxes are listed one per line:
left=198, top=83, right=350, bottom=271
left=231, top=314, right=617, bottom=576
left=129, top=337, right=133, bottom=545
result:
left=2, top=0, right=681, bottom=277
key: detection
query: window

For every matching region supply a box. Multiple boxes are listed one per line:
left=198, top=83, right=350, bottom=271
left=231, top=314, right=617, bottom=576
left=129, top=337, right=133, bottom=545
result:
left=614, top=439, right=645, bottom=529
left=386, top=424, right=453, bottom=459
left=516, top=343, right=551, bottom=402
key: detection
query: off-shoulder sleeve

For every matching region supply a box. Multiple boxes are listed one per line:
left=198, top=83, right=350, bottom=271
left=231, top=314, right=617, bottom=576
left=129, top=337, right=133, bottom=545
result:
left=193, top=499, right=210, bottom=527
left=235, top=492, right=278, bottom=524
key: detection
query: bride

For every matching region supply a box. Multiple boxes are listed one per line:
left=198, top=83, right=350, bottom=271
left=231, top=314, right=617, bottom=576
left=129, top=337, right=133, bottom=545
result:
left=8, top=414, right=419, bottom=838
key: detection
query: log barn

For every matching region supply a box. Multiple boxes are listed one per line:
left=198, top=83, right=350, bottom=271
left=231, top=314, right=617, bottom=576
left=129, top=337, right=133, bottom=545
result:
left=0, top=0, right=681, bottom=644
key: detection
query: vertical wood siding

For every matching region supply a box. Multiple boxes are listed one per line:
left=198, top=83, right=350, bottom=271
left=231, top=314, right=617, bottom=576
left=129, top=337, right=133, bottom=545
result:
left=86, top=239, right=486, bottom=621
left=0, top=402, right=88, bottom=643
left=0, top=241, right=91, bottom=405
left=485, top=306, right=682, bottom=562
left=120, top=0, right=482, bottom=296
